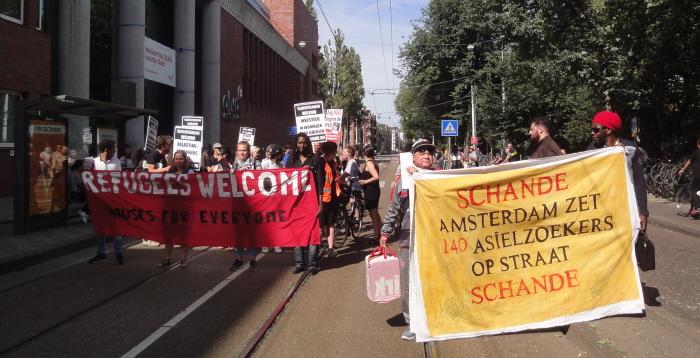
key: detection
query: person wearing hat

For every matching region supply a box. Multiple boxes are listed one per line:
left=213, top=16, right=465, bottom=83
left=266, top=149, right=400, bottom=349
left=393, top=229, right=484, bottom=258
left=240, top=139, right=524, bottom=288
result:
left=207, top=142, right=227, bottom=172
left=380, top=138, right=436, bottom=341
left=588, top=110, right=649, bottom=231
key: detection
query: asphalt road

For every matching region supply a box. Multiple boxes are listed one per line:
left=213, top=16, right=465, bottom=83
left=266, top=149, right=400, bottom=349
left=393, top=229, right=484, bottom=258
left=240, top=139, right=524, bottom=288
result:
left=1, top=154, right=699, bottom=357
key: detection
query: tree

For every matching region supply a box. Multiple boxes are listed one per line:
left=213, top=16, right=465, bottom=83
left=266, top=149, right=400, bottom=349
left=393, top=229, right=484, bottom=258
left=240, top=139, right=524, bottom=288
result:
left=318, top=29, right=365, bottom=123
left=397, top=0, right=699, bottom=158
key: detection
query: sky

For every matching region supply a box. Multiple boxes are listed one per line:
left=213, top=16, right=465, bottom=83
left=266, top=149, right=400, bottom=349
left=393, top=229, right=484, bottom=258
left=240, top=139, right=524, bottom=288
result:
left=311, top=0, right=429, bottom=127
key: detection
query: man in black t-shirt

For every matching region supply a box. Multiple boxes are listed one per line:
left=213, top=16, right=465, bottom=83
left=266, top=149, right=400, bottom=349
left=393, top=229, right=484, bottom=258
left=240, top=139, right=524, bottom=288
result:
left=678, top=137, right=700, bottom=217
left=145, top=135, right=173, bottom=173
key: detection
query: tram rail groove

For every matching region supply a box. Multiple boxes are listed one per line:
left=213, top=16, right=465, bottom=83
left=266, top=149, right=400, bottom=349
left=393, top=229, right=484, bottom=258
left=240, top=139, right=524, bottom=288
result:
left=0, top=246, right=213, bottom=355
left=238, top=248, right=327, bottom=358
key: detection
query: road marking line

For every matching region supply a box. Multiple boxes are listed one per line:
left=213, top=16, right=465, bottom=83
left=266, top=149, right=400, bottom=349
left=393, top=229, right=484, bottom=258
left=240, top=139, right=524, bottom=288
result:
left=121, top=256, right=261, bottom=358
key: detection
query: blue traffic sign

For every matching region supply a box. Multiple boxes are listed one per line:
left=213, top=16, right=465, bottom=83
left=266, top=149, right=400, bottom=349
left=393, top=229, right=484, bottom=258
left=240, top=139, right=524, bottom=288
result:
left=288, top=126, right=297, bottom=136
left=441, top=119, right=459, bottom=137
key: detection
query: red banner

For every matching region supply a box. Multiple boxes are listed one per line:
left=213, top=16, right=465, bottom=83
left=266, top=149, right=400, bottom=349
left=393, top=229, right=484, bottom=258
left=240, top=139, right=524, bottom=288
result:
left=82, top=169, right=320, bottom=247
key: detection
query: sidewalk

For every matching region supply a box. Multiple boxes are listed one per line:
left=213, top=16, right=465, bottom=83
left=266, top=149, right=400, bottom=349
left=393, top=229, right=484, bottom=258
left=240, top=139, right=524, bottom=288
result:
left=0, top=221, right=96, bottom=274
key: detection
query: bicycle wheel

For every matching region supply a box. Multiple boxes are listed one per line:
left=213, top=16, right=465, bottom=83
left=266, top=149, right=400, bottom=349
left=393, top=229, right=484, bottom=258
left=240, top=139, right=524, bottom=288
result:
left=334, top=206, right=349, bottom=247
left=349, top=201, right=363, bottom=239
left=674, top=183, right=691, bottom=209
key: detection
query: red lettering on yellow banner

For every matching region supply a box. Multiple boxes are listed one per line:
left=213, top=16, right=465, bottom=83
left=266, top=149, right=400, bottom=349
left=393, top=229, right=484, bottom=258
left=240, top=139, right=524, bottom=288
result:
left=470, top=269, right=580, bottom=304
left=456, top=173, right=568, bottom=209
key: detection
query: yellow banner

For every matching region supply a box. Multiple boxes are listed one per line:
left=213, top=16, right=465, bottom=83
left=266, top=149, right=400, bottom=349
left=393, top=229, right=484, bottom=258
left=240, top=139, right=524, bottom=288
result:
left=411, top=148, right=644, bottom=341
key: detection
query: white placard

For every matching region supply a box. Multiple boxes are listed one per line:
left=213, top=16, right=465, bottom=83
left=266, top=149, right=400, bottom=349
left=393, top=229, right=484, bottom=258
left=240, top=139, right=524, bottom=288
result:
left=144, top=116, right=158, bottom=151
left=325, top=108, right=343, bottom=143
left=173, top=126, right=202, bottom=169
left=294, top=101, right=327, bottom=143
left=238, top=126, right=256, bottom=145
left=82, top=128, right=93, bottom=145
left=97, top=128, right=118, bottom=145
left=144, top=37, right=176, bottom=87
left=182, top=115, right=203, bottom=129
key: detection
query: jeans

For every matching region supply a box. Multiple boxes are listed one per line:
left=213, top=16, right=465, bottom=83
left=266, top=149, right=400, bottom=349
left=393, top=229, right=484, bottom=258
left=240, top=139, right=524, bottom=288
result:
left=293, top=245, right=318, bottom=268
left=96, top=236, right=123, bottom=256
left=235, top=248, right=259, bottom=260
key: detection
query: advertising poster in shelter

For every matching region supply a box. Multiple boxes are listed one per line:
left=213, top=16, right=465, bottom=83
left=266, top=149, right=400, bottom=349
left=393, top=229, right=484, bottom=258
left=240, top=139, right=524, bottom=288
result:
left=28, top=120, right=67, bottom=215
left=294, top=101, right=326, bottom=143
left=408, top=147, right=645, bottom=342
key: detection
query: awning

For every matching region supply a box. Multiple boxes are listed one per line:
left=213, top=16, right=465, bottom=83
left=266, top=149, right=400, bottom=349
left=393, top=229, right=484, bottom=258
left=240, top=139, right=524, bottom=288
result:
left=21, top=95, right=158, bottom=120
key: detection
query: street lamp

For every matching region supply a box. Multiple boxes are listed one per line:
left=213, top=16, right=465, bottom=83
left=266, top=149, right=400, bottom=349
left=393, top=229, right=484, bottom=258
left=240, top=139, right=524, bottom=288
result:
left=467, top=45, right=477, bottom=151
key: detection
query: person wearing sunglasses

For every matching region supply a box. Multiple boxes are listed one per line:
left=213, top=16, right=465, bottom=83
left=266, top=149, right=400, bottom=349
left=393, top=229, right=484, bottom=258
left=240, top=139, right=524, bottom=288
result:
left=588, top=111, right=649, bottom=232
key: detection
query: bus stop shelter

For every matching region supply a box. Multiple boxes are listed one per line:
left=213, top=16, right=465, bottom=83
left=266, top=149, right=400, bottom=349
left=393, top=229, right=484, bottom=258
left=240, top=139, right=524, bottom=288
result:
left=13, top=95, right=157, bottom=234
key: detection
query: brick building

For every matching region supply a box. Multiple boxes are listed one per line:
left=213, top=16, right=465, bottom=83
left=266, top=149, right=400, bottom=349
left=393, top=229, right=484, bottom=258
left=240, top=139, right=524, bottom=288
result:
left=0, top=0, right=319, bottom=232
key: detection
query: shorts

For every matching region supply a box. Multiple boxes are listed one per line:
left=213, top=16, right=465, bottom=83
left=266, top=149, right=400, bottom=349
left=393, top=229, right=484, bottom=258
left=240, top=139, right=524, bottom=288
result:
left=319, top=201, right=338, bottom=227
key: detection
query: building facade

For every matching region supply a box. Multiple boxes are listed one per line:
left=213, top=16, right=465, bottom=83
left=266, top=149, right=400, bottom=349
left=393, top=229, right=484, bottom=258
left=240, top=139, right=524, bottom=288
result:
left=0, top=0, right=319, bottom=230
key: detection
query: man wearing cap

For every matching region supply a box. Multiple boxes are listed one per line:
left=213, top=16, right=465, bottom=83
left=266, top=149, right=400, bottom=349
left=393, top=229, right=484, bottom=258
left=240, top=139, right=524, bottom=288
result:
left=380, top=138, right=436, bottom=341
left=588, top=111, right=649, bottom=231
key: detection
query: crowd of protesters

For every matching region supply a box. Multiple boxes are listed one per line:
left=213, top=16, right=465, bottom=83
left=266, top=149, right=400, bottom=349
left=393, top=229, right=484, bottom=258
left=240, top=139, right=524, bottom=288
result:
left=81, top=132, right=385, bottom=275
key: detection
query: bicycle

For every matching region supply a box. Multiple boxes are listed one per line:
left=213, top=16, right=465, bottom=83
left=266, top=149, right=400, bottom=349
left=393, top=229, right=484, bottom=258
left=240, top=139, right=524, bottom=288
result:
left=334, top=179, right=366, bottom=247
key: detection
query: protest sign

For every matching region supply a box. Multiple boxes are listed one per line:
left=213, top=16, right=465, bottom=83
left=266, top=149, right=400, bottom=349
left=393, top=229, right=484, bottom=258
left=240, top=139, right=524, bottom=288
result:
left=325, top=109, right=343, bottom=143
left=173, top=126, right=202, bottom=169
left=294, top=101, right=326, bottom=143
left=238, top=126, right=256, bottom=145
left=182, top=115, right=203, bottom=129
left=82, top=169, right=320, bottom=248
left=409, top=147, right=644, bottom=341
left=144, top=116, right=158, bottom=151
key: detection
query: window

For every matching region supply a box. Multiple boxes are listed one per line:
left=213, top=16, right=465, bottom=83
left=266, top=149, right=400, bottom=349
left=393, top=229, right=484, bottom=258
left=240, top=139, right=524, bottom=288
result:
left=35, top=0, right=44, bottom=30
left=0, top=91, right=20, bottom=146
left=0, top=0, right=24, bottom=24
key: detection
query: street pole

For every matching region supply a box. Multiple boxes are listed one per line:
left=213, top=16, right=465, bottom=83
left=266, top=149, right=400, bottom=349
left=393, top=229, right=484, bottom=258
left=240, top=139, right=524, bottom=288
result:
left=471, top=83, right=477, bottom=151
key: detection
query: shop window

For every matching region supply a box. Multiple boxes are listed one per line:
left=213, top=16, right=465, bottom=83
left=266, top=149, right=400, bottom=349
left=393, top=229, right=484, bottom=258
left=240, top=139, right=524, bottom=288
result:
left=35, top=0, right=44, bottom=30
left=1, top=91, right=20, bottom=147
left=0, top=0, right=23, bottom=24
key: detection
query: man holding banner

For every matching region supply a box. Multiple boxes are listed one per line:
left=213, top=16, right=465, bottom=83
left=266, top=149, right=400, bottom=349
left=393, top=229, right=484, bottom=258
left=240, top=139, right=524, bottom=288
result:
left=588, top=110, right=649, bottom=231
left=380, top=139, right=437, bottom=341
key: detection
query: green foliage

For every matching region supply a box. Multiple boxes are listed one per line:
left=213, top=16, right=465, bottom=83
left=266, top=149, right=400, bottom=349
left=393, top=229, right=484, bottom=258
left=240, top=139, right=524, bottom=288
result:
left=318, top=29, right=365, bottom=118
left=398, top=0, right=700, bottom=158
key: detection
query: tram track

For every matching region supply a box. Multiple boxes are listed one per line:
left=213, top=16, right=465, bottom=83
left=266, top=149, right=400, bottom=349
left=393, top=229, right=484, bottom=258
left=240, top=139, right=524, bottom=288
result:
left=0, top=246, right=214, bottom=355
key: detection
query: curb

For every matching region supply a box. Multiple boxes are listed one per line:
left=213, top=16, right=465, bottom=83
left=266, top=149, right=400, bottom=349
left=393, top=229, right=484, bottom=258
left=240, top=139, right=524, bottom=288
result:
left=0, top=236, right=95, bottom=275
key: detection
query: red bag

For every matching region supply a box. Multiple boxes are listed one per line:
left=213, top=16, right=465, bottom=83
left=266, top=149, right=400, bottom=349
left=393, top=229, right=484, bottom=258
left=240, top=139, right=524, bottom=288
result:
left=365, top=246, right=401, bottom=303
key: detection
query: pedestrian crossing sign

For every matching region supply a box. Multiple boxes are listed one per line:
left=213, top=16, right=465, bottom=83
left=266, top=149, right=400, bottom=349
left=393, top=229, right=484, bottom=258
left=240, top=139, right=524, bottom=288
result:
left=441, top=119, right=459, bottom=137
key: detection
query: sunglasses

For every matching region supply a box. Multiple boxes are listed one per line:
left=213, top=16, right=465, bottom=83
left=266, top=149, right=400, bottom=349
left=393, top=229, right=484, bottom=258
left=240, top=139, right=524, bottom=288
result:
left=414, top=149, right=435, bottom=155
left=590, top=127, right=605, bottom=133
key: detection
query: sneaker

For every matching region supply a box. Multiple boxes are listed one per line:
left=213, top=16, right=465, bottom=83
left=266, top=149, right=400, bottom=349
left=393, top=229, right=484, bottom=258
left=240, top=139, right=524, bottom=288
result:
left=89, top=254, right=107, bottom=264
left=261, top=247, right=270, bottom=253
left=230, top=259, right=243, bottom=271
left=690, top=209, right=699, bottom=219
left=293, top=265, right=305, bottom=274
left=116, top=253, right=125, bottom=265
left=401, top=329, right=416, bottom=341
left=78, top=210, right=89, bottom=224
left=274, top=247, right=283, bottom=253
left=249, top=259, right=259, bottom=272
left=308, top=266, right=320, bottom=275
